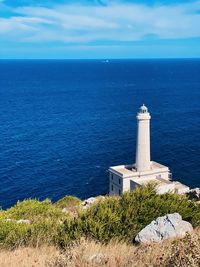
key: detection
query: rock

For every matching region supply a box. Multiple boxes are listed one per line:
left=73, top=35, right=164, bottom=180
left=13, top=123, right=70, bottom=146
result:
left=187, top=188, right=200, bottom=200
left=88, top=253, right=106, bottom=264
left=81, top=196, right=105, bottom=209
left=5, top=218, right=30, bottom=224
left=62, top=207, right=68, bottom=213
left=81, top=197, right=97, bottom=209
left=17, top=219, right=31, bottom=224
left=135, top=213, right=193, bottom=243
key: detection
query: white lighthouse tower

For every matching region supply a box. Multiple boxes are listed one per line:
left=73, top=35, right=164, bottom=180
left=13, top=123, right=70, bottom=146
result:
left=108, top=104, right=189, bottom=196
left=135, top=104, right=151, bottom=172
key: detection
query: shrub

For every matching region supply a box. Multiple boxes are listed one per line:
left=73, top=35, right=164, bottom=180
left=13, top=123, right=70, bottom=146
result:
left=0, top=219, right=65, bottom=248
left=4, top=199, right=64, bottom=223
left=0, top=199, right=66, bottom=248
left=1, top=185, right=200, bottom=249
left=55, top=196, right=81, bottom=209
left=61, top=184, right=200, bottom=244
left=0, top=220, right=31, bottom=248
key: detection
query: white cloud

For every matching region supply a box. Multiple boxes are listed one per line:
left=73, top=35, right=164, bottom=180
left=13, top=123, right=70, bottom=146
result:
left=1, top=1, right=200, bottom=43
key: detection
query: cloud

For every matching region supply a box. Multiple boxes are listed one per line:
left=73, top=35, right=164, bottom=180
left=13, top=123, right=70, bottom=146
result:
left=0, top=0, right=105, bottom=7
left=0, top=0, right=200, bottom=45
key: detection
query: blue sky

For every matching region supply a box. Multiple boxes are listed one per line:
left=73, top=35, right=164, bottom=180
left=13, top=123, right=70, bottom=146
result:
left=0, top=0, right=200, bottom=59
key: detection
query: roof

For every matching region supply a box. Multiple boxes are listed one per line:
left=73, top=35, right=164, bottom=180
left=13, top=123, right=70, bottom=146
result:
left=109, top=161, right=169, bottom=178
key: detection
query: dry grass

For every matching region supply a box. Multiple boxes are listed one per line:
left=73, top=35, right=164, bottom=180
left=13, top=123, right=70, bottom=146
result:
left=48, top=230, right=200, bottom=267
left=0, top=246, right=58, bottom=267
left=1, top=230, right=200, bottom=267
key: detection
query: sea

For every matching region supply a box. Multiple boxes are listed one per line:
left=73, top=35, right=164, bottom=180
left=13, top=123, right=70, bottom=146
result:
left=0, top=59, right=200, bottom=209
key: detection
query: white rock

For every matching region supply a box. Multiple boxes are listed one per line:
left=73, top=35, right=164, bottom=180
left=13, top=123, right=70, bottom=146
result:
left=81, top=197, right=97, bottom=209
left=62, top=208, right=68, bottom=213
left=81, top=196, right=105, bottom=209
left=5, top=218, right=31, bottom=224
left=17, top=219, right=31, bottom=224
left=84, top=197, right=97, bottom=205
left=135, top=213, right=193, bottom=243
left=88, top=253, right=106, bottom=264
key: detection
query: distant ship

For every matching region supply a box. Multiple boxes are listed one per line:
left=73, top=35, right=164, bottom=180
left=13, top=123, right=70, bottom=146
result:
left=102, top=59, right=109, bottom=63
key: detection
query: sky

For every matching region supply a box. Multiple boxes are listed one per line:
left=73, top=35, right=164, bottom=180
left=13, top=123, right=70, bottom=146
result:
left=0, top=0, right=200, bottom=59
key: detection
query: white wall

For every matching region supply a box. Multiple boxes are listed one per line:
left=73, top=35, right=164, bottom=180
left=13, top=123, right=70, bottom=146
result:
left=109, top=168, right=170, bottom=196
left=136, top=112, right=151, bottom=172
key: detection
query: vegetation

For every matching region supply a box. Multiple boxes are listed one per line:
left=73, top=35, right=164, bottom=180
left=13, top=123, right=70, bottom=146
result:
left=49, top=231, right=200, bottom=267
left=3, top=199, right=63, bottom=222
left=60, top=184, right=200, bottom=244
left=0, top=246, right=57, bottom=267
left=0, top=196, right=81, bottom=248
left=1, top=184, right=200, bottom=250
left=0, top=199, right=65, bottom=248
left=1, top=231, right=200, bottom=267
left=55, top=195, right=81, bottom=209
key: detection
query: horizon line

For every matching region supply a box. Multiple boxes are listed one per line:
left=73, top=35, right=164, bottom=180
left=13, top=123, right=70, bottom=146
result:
left=0, top=57, right=200, bottom=61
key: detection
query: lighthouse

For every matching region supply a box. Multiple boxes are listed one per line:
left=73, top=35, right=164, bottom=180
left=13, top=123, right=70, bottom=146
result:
left=108, top=104, right=189, bottom=196
left=135, top=104, right=151, bottom=172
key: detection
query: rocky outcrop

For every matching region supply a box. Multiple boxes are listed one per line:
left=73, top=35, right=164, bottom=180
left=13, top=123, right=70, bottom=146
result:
left=81, top=197, right=97, bottom=209
left=187, top=188, right=200, bottom=201
left=135, top=213, right=193, bottom=243
left=81, top=196, right=105, bottom=209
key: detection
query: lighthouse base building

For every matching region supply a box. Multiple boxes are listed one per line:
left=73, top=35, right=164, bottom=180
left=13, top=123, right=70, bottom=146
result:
left=109, top=105, right=189, bottom=196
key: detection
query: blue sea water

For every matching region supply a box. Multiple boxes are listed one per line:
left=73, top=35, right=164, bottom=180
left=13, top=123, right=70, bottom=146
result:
left=0, top=59, right=200, bottom=209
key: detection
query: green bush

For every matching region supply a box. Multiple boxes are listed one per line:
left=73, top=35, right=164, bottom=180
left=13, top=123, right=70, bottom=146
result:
left=61, top=184, right=200, bottom=244
left=55, top=195, right=82, bottom=219
left=0, top=220, right=31, bottom=248
left=0, top=219, right=65, bottom=248
left=0, top=199, right=66, bottom=248
left=1, top=185, right=200, bottom=249
left=55, top=196, right=81, bottom=209
left=4, top=199, right=63, bottom=223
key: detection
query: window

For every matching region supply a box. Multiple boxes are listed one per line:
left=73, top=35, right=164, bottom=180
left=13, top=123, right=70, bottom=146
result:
left=111, top=185, right=113, bottom=191
left=111, top=174, right=113, bottom=180
left=119, top=178, right=121, bottom=184
left=119, top=189, right=121, bottom=195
